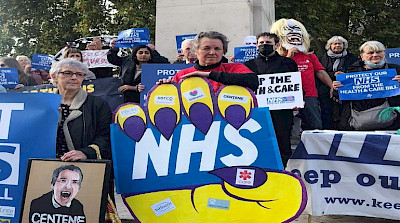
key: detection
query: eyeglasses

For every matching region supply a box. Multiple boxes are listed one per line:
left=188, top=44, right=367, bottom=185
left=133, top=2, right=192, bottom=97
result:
left=59, top=71, right=85, bottom=77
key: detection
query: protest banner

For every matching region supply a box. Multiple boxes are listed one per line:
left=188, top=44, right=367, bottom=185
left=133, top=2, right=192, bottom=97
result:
left=255, top=72, right=303, bottom=110
left=386, top=48, right=400, bottom=65
left=7, top=77, right=123, bottom=112
left=0, top=93, right=60, bottom=223
left=233, top=46, right=258, bottom=63
left=21, top=159, right=111, bottom=223
left=140, top=64, right=193, bottom=104
left=31, top=54, right=53, bottom=70
left=82, top=50, right=117, bottom=68
left=336, top=69, right=400, bottom=100
left=116, top=28, right=150, bottom=48
left=0, top=68, right=18, bottom=88
left=287, top=130, right=400, bottom=221
left=175, top=34, right=196, bottom=53
left=111, top=77, right=307, bottom=223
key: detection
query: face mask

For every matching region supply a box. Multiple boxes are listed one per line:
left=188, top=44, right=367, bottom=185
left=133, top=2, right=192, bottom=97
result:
left=364, top=60, right=385, bottom=69
left=258, top=44, right=274, bottom=57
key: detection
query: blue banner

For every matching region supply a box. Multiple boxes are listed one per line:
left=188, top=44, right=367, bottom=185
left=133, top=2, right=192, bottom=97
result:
left=116, top=28, right=150, bottom=48
left=0, top=68, right=18, bottom=88
left=0, top=93, right=59, bottom=223
left=31, top=54, right=53, bottom=70
left=336, top=69, right=400, bottom=100
left=140, top=64, right=193, bottom=104
left=386, top=48, right=400, bottom=65
left=234, top=46, right=258, bottom=63
left=175, top=34, right=197, bottom=53
left=111, top=107, right=283, bottom=194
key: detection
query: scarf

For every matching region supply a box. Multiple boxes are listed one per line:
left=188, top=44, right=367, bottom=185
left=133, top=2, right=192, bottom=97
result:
left=327, top=49, right=348, bottom=72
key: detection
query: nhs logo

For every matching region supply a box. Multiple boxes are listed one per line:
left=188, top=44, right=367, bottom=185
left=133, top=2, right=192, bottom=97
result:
left=0, top=144, right=19, bottom=185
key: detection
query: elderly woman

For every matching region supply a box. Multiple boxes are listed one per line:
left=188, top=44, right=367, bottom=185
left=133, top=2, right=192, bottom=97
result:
left=170, top=31, right=259, bottom=92
left=49, top=59, right=111, bottom=161
left=318, top=36, right=359, bottom=129
left=108, top=44, right=169, bottom=103
left=0, top=57, right=37, bottom=88
left=62, top=48, right=96, bottom=80
left=333, top=41, right=400, bottom=130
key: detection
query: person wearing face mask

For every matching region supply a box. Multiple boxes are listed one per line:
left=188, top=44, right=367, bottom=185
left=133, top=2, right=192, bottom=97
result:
left=244, top=32, right=298, bottom=167
left=333, top=41, right=400, bottom=130
left=318, top=36, right=358, bottom=130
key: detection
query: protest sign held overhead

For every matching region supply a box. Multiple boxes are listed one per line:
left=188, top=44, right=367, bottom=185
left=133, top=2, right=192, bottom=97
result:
left=82, top=50, right=117, bottom=68
left=111, top=77, right=307, bottom=223
left=116, top=28, right=150, bottom=48
left=233, top=46, right=258, bottom=63
left=336, top=69, right=400, bottom=100
left=175, top=34, right=196, bottom=53
left=256, top=71, right=303, bottom=110
left=0, top=68, right=18, bottom=88
left=31, top=54, right=53, bottom=70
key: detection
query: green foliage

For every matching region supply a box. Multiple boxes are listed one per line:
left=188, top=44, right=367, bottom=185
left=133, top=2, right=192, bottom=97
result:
left=275, top=0, right=400, bottom=56
left=0, top=0, right=156, bottom=57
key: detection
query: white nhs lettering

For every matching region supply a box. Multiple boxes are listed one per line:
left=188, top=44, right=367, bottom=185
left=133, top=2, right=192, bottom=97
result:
left=132, top=119, right=261, bottom=180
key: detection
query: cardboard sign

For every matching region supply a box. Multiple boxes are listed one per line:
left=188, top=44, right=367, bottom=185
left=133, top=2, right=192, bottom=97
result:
left=336, top=69, right=400, bottom=100
left=287, top=130, right=400, bottom=221
left=20, top=159, right=111, bottom=223
left=31, top=54, right=53, bottom=71
left=0, top=93, right=60, bottom=223
left=255, top=72, right=303, bottom=110
left=116, top=28, right=150, bottom=48
left=175, top=34, right=196, bottom=53
left=140, top=64, right=193, bottom=104
left=82, top=50, right=117, bottom=68
left=111, top=78, right=308, bottom=222
left=233, top=46, right=258, bottom=63
left=0, top=68, right=18, bottom=88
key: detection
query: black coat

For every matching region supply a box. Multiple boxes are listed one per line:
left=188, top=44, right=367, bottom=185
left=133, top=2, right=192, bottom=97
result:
left=244, top=52, right=298, bottom=74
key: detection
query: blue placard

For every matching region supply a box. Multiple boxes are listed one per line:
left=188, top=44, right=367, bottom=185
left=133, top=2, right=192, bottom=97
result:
left=175, top=34, right=197, bottom=53
left=0, top=68, right=18, bottom=88
left=140, top=63, right=193, bottom=104
left=31, top=54, right=53, bottom=70
left=386, top=48, right=400, bottom=65
left=336, top=69, right=400, bottom=100
left=233, top=46, right=258, bottom=63
left=111, top=107, right=283, bottom=194
left=115, top=28, right=150, bottom=48
left=0, top=93, right=59, bottom=223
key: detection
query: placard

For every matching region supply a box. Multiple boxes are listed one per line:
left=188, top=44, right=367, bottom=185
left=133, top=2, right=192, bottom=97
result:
left=175, top=34, right=196, bottom=53
left=233, top=46, right=258, bottom=63
left=115, top=28, right=150, bottom=48
left=255, top=72, right=303, bottom=110
left=0, top=68, right=18, bottom=88
left=31, top=54, right=53, bottom=71
left=82, top=50, right=117, bottom=68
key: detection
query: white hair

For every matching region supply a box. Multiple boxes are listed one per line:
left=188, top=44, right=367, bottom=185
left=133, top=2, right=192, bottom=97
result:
left=359, top=41, right=386, bottom=53
left=325, top=36, right=348, bottom=50
left=181, top=39, right=194, bottom=51
left=50, top=58, right=89, bottom=78
left=16, top=55, right=31, bottom=63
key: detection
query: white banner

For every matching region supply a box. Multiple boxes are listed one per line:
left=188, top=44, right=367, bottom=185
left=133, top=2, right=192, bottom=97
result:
left=287, top=130, right=400, bottom=220
left=82, top=50, right=117, bottom=68
left=255, top=72, right=303, bottom=110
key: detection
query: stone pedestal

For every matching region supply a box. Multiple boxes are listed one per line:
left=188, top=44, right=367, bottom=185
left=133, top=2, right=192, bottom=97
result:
left=155, top=0, right=274, bottom=60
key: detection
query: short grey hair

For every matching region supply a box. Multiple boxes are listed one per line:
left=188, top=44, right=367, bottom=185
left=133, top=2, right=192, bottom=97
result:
left=181, top=39, right=194, bottom=51
left=325, top=36, right=348, bottom=50
left=359, top=41, right=386, bottom=53
left=50, top=58, right=89, bottom=78
left=193, top=31, right=229, bottom=54
left=16, top=55, right=31, bottom=63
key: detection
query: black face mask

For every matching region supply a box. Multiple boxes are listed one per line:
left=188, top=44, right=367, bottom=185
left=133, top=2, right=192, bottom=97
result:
left=258, top=44, right=274, bottom=57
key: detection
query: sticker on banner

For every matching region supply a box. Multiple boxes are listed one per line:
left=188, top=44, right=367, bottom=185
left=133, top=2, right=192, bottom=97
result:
left=0, top=206, right=15, bottom=218
left=155, top=96, right=175, bottom=105
left=151, top=198, right=176, bottom=217
left=220, top=93, right=249, bottom=104
left=266, top=96, right=295, bottom=105
left=207, top=198, right=230, bottom=210
left=183, top=88, right=206, bottom=102
left=235, top=168, right=255, bottom=186
left=120, top=107, right=139, bottom=118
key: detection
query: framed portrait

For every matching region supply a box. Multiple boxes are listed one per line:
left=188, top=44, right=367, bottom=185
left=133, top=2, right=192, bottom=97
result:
left=20, top=159, right=111, bottom=223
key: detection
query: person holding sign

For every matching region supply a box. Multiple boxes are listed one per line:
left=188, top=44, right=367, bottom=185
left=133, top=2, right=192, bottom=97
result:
left=333, top=41, right=400, bottom=130
left=169, top=31, right=259, bottom=92
left=173, top=39, right=197, bottom=64
left=244, top=32, right=298, bottom=166
left=0, top=57, right=37, bottom=89
left=108, top=44, right=169, bottom=103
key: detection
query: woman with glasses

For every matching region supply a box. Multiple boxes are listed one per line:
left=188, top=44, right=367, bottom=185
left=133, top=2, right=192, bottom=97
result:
left=0, top=57, right=37, bottom=89
left=62, top=48, right=96, bottom=80
left=49, top=58, right=111, bottom=161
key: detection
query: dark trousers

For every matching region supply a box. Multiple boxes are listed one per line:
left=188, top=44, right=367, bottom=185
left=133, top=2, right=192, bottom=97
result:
left=270, top=109, right=293, bottom=167
left=300, top=97, right=323, bottom=130
left=319, top=95, right=334, bottom=130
